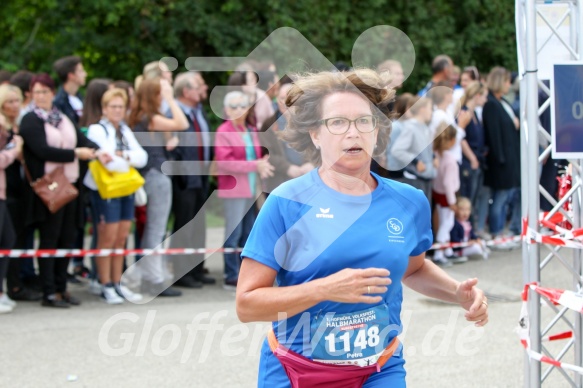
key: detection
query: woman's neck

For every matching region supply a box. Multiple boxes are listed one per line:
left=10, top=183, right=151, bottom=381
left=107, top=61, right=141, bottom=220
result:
left=4, top=116, right=17, bottom=130
left=466, top=100, right=476, bottom=111
left=318, top=165, right=376, bottom=195
left=232, top=120, right=246, bottom=130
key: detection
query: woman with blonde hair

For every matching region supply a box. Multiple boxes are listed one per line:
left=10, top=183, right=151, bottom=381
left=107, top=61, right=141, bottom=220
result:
left=237, top=69, right=488, bottom=387
left=482, top=67, right=520, bottom=239
left=128, top=77, right=188, bottom=297
left=0, top=84, right=23, bottom=131
left=1, top=83, right=41, bottom=303
left=0, top=98, right=23, bottom=313
left=84, top=88, right=148, bottom=304
left=457, top=81, right=490, bottom=236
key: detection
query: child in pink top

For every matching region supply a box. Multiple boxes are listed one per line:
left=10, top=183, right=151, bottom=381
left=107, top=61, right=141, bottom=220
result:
left=432, top=123, right=465, bottom=267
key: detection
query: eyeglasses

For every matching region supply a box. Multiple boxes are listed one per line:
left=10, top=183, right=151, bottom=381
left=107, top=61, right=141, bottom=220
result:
left=228, top=103, right=249, bottom=110
left=318, top=115, right=378, bottom=135
left=107, top=104, right=126, bottom=110
left=32, top=90, right=51, bottom=95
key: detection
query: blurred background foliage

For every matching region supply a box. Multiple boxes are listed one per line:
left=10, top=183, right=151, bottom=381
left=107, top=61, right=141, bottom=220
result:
left=0, top=0, right=517, bottom=93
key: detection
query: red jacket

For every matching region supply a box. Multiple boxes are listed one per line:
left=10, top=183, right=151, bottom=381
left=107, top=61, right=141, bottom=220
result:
left=215, top=120, right=263, bottom=198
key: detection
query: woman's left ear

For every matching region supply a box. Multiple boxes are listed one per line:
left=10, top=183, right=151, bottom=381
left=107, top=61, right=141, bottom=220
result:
left=309, top=129, right=320, bottom=149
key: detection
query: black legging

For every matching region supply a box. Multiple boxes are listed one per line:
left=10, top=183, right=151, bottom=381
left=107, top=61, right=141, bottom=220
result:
left=0, top=200, right=16, bottom=293
left=36, top=198, right=78, bottom=297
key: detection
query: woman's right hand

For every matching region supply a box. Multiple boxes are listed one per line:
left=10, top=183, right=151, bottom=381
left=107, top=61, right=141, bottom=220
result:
left=257, top=156, right=275, bottom=179
left=75, top=147, right=96, bottom=161
left=11, top=135, right=23, bottom=154
left=160, top=79, right=174, bottom=102
left=318, top=268, right=391, bottom=304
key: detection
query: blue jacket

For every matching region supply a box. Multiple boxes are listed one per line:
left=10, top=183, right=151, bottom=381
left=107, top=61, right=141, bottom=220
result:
left=450, top=219, right=477, bottom=243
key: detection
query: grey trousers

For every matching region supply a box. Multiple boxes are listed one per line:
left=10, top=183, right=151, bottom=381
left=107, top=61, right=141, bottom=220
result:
left=140, top=169, right=172, bottom=284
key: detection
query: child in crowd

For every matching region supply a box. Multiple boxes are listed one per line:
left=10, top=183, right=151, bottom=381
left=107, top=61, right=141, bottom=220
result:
left=450, top=197, right=490, bottom=259
left=432, top=123, right=466, bottom=267
left=391, top=96, right=436, bottom=204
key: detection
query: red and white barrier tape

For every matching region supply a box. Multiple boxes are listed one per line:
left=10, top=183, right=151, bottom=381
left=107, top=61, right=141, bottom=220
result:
left=522, top=214, right=583, bottom=249
left=0, top=247, right=240, bottom=258
left=517, top=283, right=583, bottom=375
left=0, top=236, right=522, bottom=258
left=524, top=227, right=583, bottom=250
left=429, top=236, right=521, bottom=250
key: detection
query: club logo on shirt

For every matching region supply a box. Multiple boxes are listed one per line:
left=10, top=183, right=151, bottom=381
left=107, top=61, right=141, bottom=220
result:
left=387, top=218, right=405, bottom=244
left=316, top=208, right=334, bottom=219
left=387, top=218, right=404, bottom=235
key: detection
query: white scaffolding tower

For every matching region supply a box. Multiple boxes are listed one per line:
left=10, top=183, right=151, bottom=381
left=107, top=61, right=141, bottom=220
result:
left=516, top=0, right=583, bottom=386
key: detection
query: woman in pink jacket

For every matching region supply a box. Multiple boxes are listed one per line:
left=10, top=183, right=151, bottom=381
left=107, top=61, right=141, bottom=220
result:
left=215, top=91, right=274, bottom=290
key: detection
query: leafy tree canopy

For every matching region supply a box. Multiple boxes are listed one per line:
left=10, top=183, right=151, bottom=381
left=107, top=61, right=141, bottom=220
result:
left=0, top=0, right=517, bottom=93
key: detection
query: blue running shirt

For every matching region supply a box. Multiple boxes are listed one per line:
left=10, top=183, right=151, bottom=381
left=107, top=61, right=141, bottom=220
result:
left=241, top=169, right=432, bottom=386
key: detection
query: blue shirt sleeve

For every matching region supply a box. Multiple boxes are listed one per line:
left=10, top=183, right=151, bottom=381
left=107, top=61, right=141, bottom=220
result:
left=410, top=191, right=433, bottom=256
left=241, top=194, right=286, bottom=272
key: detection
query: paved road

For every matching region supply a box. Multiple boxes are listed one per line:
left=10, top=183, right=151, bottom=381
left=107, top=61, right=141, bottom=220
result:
left=1, top=228, right=576, bottom=387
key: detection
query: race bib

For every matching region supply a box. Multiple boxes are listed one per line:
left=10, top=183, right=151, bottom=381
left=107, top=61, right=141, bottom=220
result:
left=310, top=304, right=394, bottom=367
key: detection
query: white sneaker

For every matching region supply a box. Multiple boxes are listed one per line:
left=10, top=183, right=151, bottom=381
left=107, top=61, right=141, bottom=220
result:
left=102, top=285, right=124, bottom=304
left=0, top=303, right=13, bottom=314
left=0, top=293, right=17, bottom=308
left=432, top=256, right=453, bottom=268
left=476, top=230, right=493, bottom=240
left=115, top=284, right=143, bottom=303
left=446, top=255, right=468, bottom=264
left=89, top=279, right=102, bottom=296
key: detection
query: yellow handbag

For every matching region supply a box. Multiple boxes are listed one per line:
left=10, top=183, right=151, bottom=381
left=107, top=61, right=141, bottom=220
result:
left=89, top=160, right=145, bottom=199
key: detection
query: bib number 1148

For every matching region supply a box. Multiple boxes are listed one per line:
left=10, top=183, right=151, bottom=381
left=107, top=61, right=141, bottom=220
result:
left=324, top=326, right=380, bottom=353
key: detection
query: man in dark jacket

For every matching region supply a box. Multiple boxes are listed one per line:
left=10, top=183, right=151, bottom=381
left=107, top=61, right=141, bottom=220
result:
left=52, top=56, right=86, bottom=127
left=52, top=56, right=89, bottom=282
left=168, top=72, right=215, bottom=288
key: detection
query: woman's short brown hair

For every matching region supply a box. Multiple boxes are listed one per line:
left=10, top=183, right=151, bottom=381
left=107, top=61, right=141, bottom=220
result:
left=282, top=69, right=395, bottom=165
left=487, top=67, right=511, bottom=95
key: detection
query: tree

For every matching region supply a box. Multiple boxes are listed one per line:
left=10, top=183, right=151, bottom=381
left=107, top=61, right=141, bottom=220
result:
left=0, top=0, right=517, bottom=93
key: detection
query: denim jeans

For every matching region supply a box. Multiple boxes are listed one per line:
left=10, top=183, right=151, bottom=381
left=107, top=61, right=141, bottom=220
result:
left=508, top=189, right=522, bottom=235
left=223, top=198, right=256, bottom=282
left=474, top=183, right=491, bottom=233
left=467, top=169, right=491, bottom=233
left=489, top=188, right=518, bottom=236
left=140, top=169, right=172, bottom=284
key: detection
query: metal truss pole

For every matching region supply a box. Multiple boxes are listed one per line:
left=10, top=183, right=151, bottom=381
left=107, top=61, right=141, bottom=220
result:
left=519, top=0, right=583, bottom=385
left=524, top=2, right=542, bottom=386
left=575, top=160, right=583, bottom=388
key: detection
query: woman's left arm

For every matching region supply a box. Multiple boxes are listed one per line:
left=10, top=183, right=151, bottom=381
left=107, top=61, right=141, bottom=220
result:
left=122, top=128, right=148, bottom=169
left=402, top=254, right=489, bottom=326
left=76, top=126, right=99, bottom=149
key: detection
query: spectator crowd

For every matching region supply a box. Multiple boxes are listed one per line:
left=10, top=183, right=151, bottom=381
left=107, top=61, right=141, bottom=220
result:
left=0, top=54, right=545, bottom=313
